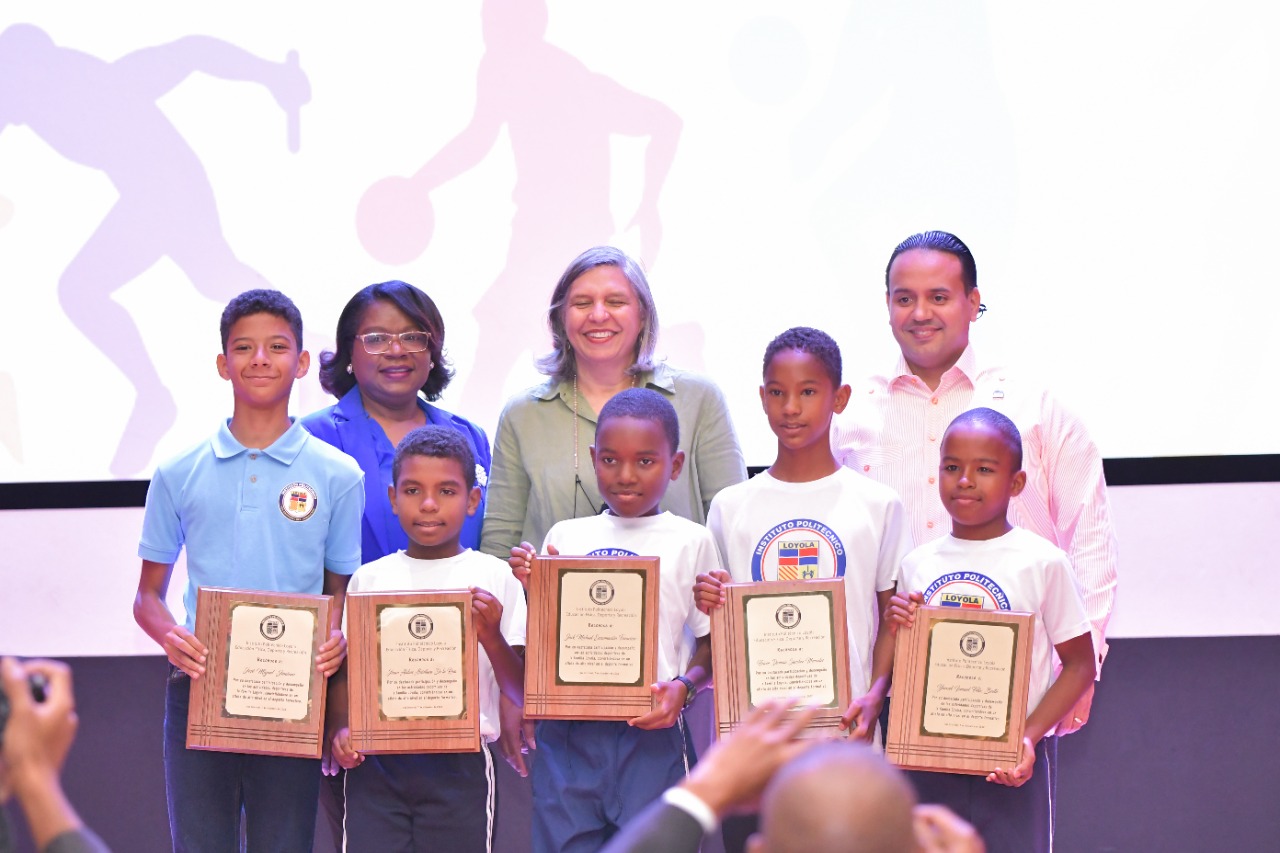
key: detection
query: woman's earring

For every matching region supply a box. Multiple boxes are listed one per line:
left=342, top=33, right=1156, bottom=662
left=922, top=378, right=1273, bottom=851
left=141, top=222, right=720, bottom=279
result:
left=428, top=360, right=435, bottom=371
left=346, top=364, right=353, bottom=374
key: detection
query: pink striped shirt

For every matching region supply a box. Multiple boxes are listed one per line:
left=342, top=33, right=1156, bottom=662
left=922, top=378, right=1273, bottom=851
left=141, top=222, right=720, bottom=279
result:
left=831, top=346, right=1118, bottom=670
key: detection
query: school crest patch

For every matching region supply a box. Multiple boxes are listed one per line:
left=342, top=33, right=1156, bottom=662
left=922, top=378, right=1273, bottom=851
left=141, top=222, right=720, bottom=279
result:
left=922, top=572, right=1011, bottom=611
left=279, top=482, right=318, bottom=522
left=751, top=519, right=846, bottom=582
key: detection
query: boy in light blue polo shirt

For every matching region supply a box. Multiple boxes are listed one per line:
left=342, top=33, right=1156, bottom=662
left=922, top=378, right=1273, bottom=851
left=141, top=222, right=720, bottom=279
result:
left=133, top=289, right=364, bottom=852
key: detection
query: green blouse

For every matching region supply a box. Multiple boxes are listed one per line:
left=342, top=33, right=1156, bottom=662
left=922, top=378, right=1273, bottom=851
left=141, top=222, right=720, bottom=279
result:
left=480, top=363, right=747, bottom=557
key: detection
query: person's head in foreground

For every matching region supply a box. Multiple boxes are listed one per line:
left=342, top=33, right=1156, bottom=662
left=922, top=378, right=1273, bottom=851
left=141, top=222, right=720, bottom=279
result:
left=748, top=741, right=917, bottom=853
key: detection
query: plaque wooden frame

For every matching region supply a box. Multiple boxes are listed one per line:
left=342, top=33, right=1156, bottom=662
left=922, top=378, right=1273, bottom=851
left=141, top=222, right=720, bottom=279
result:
left=710, top=579, right=851, bottom=740
left=886, top=606, right=1035, bottom=775
left=346, top=589, right=480, bottom=754
left=525, top=556, right=659, bottom=720
left=187, top=587, right=331, bottom=758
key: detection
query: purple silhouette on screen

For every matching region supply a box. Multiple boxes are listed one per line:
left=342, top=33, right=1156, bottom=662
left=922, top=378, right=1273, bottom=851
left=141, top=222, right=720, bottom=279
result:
left=789, top=1, right=1015, bottom=263
left=355, top=0, right=682, bottom=415
left=0, top=24, right=309, bottom=476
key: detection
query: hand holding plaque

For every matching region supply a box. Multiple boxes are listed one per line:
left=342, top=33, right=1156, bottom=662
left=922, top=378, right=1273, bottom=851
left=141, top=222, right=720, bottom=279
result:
left=524, top=556, right=659, bottom=720
left=345, top=590, right=480, bottom=754
left=884, top=598, right=1034, bottom=776
left=186, top=587, right=332, bottom=759
left=710, top=579, right=851, bottom=740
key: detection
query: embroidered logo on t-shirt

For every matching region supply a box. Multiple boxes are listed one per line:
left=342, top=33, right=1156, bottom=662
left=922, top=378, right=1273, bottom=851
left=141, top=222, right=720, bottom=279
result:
left=586, top=548, right=639, bottom=557
left=751, top=519, right=846, bottom=582
left=279, top=482, right=318, bottom=522
left=922, top=572, right=1011, bottom=611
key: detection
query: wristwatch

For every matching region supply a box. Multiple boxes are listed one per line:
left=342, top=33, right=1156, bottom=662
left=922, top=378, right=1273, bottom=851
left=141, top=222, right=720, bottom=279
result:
left=673, top=674, right=697, bottom=709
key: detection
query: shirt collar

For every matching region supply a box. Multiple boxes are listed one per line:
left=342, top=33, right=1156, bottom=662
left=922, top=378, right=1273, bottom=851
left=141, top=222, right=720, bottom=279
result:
left=532, top=363, right=673, bottom=402
left=211, top=418, right=307, bottom=463
left=333, top=385, right=368, bottom=421
left=889, top=345, right=979, bottom=388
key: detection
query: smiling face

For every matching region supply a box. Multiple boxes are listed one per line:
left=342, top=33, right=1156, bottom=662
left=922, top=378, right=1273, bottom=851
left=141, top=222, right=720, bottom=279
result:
left=886, top=248, right=982, bottom=389
left=590, top=415, right=684, bottom=518
left=760, top=348, right=851, bottom=455
left=938, top=420, right=1026, bottom=541
left=217, top=312, right=309, bottom=410
left=563, top=265, right=644, bottom=376
left=350, top=299, right=433, bottom=412
left=390, top=454, right=481, bottom=560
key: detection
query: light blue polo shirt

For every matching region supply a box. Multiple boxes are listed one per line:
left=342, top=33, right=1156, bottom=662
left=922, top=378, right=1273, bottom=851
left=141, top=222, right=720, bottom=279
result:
left=139, top=418, right=365, bottom=631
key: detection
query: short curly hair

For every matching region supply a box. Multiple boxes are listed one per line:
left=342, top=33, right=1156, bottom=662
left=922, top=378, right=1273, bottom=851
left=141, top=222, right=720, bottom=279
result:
left=219, top=289, right=302, bottom=352
left=597, top=387, right=680, bottom=455
left=945, top=407, right=1023, bottom=470
left=393, top=425, right=477, bottom=487
left=318, top=281, right=454, bottom=401
left=763, top=327, right=842, bottom=387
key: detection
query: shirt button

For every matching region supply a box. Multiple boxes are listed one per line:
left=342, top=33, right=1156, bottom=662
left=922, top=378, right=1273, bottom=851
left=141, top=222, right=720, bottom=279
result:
left=929, top=436, right=937, bottom=442
left=249, top=453, right=258, bottom=460
left=931, top=398, right=939, bottom=405
left=928, top=477, right=935, bottom=484
left=250, top=476, right=257, bottom=483
left=863, top=465, right=871, bottom=472
left=926, top=521, right=935, bottom=529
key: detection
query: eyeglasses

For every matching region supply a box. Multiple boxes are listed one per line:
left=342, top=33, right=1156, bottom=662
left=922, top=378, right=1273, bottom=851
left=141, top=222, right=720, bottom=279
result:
left=357, top=331, right=431, bottom=354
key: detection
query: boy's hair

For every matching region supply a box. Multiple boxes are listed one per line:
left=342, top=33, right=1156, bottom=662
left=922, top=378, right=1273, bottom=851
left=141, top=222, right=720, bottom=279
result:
left=763, top=327, right=842, bottom=387
left=393, top=425, right=477, bottom=488
left=537, top=246, right=660, bottom=383
left=885, top=230, right=978, bottom=294
left=597, top=387, right=680, bottom=454
left=220, top=289, right=303, bottom=351
left=947, top=407, right=1023, bottom=469
left=318, top=280, right=455, bottom=401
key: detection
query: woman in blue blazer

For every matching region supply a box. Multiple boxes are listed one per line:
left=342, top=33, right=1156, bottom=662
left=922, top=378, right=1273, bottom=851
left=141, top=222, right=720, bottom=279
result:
left=301, top=280, right=491, bottom=562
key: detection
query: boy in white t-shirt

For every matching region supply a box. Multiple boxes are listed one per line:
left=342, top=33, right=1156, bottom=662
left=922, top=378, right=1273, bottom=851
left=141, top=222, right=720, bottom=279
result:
left=509, top=388, right=721, bottom=853
left=327, top=426, right=526, bottom=852
left=693, top=327, right=910, bottom=852
left=695, top=327, right=910, bottom=739
left=887, top=408, right=1095, bottom=853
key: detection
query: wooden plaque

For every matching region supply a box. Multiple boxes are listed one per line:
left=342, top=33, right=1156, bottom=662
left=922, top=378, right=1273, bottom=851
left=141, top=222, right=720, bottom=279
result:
left=524, top=556, right=659, bottom=720
left=187, top=587, right=331, bottom=758
left=885, top=606, right=1035, bottom=775
left=346, top=589, right=480, bottom=754
left=710, top=579, right=851, bottom=740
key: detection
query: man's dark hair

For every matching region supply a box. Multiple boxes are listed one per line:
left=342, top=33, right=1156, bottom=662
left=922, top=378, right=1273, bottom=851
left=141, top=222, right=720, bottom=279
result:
left=885, top=230, right=978, bottom=295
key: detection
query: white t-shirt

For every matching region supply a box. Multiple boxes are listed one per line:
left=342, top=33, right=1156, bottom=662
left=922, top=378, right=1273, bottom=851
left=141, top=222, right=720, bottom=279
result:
left=898, top=527, right=1091, bottom=713
left=543, top=512, right=718, bottom=681
left=347, top=548, right=527, bottom=741
left=706, top=468, right=910, bottom=695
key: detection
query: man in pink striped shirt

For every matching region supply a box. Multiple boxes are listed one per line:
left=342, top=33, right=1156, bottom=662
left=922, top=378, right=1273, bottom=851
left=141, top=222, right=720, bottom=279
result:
left=831, top=230, right=1117, bottom=734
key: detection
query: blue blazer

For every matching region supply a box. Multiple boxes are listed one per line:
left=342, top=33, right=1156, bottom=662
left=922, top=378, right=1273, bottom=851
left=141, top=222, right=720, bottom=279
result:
left=300, top=387, right=491, bottom=563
